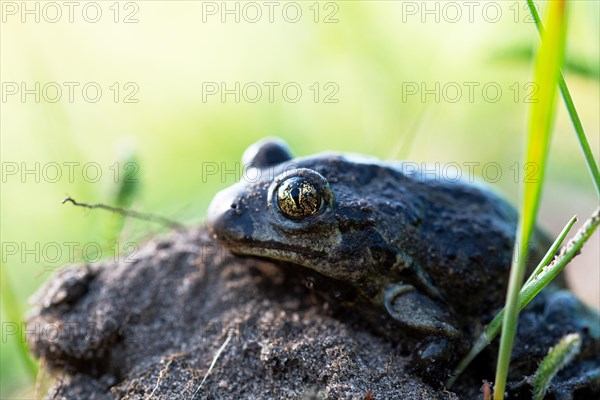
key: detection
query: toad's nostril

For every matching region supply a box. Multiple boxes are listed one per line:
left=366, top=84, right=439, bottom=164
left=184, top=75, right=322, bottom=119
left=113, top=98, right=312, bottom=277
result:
left=230, top=203, right=237, bottom=209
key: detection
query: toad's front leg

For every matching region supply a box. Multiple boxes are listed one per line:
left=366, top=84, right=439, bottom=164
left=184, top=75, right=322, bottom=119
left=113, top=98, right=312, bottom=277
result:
left=384, top=283, right=465, bottom=380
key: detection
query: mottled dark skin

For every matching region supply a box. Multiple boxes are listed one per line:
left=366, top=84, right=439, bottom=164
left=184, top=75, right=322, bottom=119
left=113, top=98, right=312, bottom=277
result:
left=206, top=138, right=550, bottom=376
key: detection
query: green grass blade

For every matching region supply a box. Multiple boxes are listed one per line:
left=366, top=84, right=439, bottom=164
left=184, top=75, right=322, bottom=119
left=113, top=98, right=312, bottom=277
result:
left=526, top=0, right=600, bottom=195
left=0, top=263, right=39, bottom=380
left=532, top=333, right=581, bottom=400
left=494, top=2, right=569, bottom=398
left=524, top=215, right=577, bottom=286
left=518, top=207, right=599, bottom=305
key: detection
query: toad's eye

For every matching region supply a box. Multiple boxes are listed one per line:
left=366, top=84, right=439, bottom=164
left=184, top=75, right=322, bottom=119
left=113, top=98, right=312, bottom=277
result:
left=276, top=177, right=322, bottom=220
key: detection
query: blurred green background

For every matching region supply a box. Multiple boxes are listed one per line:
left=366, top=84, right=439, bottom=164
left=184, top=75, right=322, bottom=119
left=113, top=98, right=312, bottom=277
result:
left=1, top=1, right=598, bottom=397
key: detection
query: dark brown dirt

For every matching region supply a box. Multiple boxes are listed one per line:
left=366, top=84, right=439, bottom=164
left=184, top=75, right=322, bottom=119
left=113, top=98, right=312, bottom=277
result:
left=26, top=228, right=599, bottom=399
left=26, top=228, right=464, bottom=400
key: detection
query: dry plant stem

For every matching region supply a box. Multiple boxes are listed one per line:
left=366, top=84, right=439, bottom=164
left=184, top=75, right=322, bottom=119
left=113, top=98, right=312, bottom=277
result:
left=191, top=334, right=233, bottom=399
left=62, top=196, right=185, bottom=231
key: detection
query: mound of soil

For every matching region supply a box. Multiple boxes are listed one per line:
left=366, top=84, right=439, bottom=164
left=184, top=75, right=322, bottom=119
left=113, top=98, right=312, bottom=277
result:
left=26, top=228, right=598, bottom=399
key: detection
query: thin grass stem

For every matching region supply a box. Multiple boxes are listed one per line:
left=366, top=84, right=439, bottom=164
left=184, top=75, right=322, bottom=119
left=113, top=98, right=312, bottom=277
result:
left=526, top=0, right=600, bottom=195
left=0, top=263, right=39, bottom=380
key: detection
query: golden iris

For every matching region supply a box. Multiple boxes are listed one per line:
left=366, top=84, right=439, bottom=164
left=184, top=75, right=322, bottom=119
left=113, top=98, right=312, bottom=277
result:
left=276, top=177, right=321, bottom=219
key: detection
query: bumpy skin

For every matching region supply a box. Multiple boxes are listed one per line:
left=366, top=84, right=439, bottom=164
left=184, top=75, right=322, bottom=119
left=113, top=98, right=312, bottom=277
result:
left=206, top=138, right=550, bottom=373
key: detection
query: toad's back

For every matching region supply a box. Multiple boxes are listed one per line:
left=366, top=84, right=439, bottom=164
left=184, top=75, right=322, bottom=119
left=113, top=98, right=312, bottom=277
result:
left=207, top=139, right=549, bottom=333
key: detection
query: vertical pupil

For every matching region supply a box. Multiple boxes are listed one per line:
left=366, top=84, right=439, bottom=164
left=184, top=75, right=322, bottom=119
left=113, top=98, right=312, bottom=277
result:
left=276, top=177, right=322, bottom=219
left=291, top=186, right=301, bottom=208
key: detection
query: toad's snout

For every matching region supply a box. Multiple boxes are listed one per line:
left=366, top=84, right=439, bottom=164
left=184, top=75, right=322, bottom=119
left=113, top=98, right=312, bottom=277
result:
left=206, top=186, right=246, bottom=243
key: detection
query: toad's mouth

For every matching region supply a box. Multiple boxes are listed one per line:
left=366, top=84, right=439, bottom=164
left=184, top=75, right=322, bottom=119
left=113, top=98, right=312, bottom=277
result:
left=212, top=233, right=331, bottom=268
